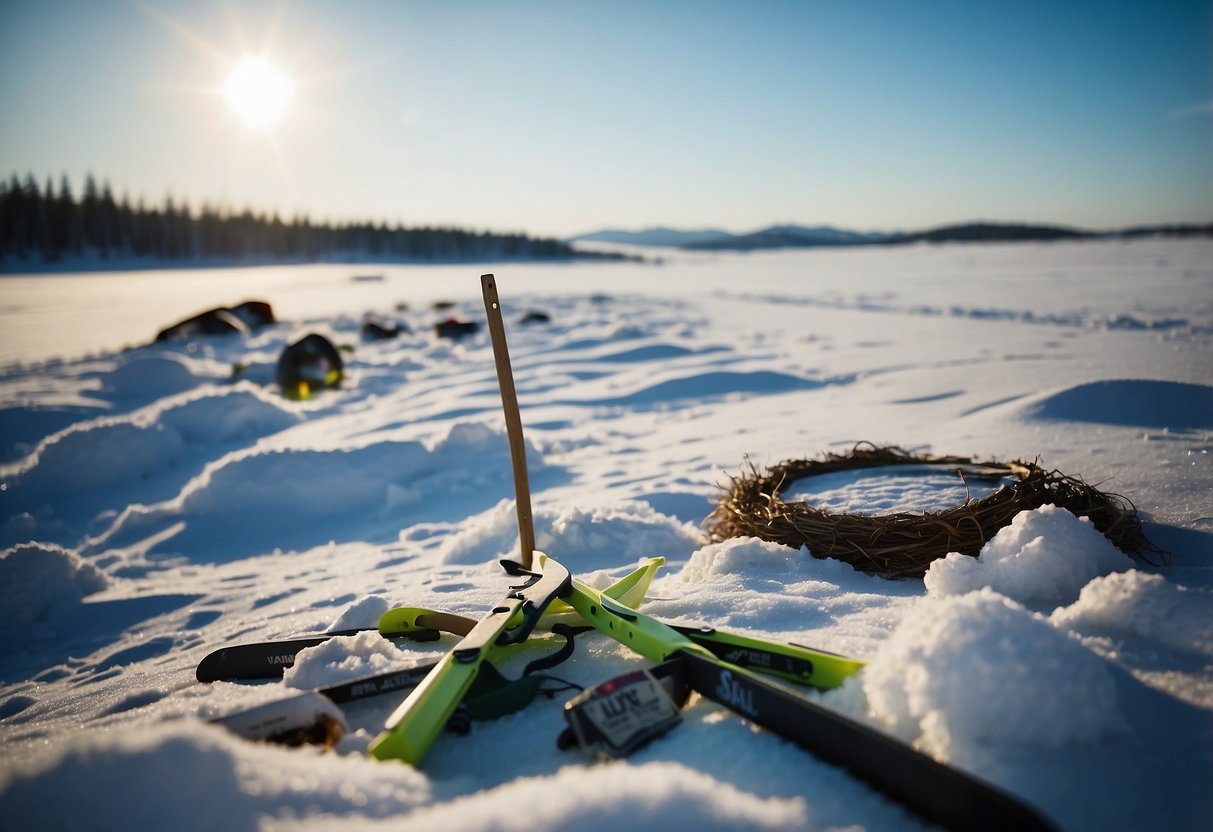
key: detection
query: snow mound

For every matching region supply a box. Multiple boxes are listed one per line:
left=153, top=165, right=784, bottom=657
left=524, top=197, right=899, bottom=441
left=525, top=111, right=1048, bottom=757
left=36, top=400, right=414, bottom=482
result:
left=174, top=443, right=431, bottom=516
left=538, top=502, right=702, bottom=571
left=0, top=721, right=428, bottom=829
left=328, top=594, right=391, bottom=632
left=283, top=631, right=420, bottom=690
left=0, top=542, right=107, bottom=628
left=646, top=537, right=884, bottom=630
left=9, top=384, right=296, bottom=478
left=1052, top=571, right=1213, bottom=658
left=1, top=385, right=301, bottom=547
left=397, top=762, right=807, bottom=832
left=599, top=369, right=821, bottom=407
left=440, top=499, right=701, bottom=570
left=860, top=589, right=1121, bottom=762
left=680, top=536, right=810, bottom=583
left=437, top=499, right=526, bottom=564
left=924, top=505, right=1133, bottom=605
left=103, top=354, right=202, bottom=400
left=154, top=384, right=301, bottom=444
left=1026, top=379, right=1213, bottom=430
left=170, top=421, right=529, bottom=519
left=95, top=421, right=544, bottom=560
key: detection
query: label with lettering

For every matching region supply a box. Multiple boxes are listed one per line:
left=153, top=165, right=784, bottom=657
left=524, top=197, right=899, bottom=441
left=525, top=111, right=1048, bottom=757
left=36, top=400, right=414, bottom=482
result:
left=565, top=668, right=682, bottom=757
left=714, top=669, right=758, bottom=718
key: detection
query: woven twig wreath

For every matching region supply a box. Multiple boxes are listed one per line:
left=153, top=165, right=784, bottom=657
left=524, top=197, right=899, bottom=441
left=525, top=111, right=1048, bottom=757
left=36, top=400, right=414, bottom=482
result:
left=707, top=443, right=1153, bottom=579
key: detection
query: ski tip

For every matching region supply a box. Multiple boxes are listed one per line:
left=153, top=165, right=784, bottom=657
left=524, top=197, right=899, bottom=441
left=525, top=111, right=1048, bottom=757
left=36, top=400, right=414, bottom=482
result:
left=610, top=557, right=666, bottom=606
left=367, top=727, right=424, bottom=765
left=195, top=648, right=256, bottom=683
left=195, top=651, right=221, bottom=683
left=378, top=606, right=438, bottom=637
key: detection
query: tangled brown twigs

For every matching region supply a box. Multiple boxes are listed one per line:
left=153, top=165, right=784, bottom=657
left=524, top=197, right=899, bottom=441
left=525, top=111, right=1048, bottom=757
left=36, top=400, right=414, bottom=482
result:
left=706, top=443, right=1158, bottom=579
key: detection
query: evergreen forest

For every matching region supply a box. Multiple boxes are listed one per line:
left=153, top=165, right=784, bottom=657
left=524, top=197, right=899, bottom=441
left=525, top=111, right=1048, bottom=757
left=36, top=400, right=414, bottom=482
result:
left=0, top=172, right=600, bottom=267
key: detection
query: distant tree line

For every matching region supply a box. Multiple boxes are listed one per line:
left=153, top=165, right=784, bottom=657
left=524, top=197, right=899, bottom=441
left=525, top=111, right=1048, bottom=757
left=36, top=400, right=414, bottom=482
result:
left=0, top=172, right=611, bottom=267
left=883, top=222, right=1213, bottom=245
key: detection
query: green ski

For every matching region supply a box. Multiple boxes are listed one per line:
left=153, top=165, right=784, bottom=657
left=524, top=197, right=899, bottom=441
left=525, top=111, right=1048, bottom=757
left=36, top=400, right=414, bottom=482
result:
left=368, top=559, right=571, bottom=764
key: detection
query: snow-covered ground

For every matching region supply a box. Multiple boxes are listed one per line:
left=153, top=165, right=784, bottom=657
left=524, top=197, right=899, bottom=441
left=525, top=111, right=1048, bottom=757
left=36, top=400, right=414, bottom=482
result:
left=1, top=239, right=1211, bottom=831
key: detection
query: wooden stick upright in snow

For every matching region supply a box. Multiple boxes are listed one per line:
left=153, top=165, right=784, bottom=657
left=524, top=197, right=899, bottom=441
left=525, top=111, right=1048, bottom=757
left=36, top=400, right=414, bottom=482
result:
left=481, top=274, right=535, bottom=569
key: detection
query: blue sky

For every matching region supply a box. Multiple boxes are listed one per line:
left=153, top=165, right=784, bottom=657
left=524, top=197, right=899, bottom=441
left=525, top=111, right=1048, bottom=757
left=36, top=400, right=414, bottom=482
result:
left=1, top=0, right=1209, bottom=237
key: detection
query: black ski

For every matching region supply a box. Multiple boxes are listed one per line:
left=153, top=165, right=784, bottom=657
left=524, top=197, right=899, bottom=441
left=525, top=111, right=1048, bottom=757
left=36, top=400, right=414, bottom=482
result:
left=195, top=626, right=439, bottom=683
left=676, top=650, right=1057, bottom=832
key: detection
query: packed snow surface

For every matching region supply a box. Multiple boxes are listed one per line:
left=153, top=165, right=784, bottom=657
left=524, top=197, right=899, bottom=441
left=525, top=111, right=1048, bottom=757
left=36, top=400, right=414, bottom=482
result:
left=1, top=239, right=1212, bottom=831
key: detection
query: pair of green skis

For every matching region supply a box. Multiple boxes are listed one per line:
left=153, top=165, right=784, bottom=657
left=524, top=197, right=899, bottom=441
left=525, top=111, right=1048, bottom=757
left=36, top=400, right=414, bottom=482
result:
left=202, top=555, right=861, bottom=743
left=363, top=554, right=864, bottom=762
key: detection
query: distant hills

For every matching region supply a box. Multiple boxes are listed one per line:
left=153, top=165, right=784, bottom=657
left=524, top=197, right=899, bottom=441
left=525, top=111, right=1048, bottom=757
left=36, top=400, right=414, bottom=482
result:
left=571, top=227, right=734, bottom=248
left=569, top=221, right=1212, bottom=251
left=683, top=224, right=889, bottom=250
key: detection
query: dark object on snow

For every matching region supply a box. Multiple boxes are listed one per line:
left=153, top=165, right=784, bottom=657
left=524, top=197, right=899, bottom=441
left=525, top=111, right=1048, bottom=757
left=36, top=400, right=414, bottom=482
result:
left=362, top=316, right=407, bottom=341
left=155, top=300, right=274, bottom=342
left=431, top=300, right=456, bottom=311
left=707, top=442, right=1157, bottom=579
left=519, top=310, right=551, bottom=325
left=276, top=333, right=344, bottom=399
left=435, top=318, right=479, bottom=339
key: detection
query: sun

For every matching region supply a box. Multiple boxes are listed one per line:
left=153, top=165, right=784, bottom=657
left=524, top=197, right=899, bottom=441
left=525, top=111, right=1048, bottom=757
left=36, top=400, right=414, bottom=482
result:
left=222, top=56, right=295, bottom=133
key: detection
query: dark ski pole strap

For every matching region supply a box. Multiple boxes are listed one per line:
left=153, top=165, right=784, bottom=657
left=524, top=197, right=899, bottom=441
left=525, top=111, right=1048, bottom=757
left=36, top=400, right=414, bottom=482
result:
left=454, top=624, right=582, bottom=724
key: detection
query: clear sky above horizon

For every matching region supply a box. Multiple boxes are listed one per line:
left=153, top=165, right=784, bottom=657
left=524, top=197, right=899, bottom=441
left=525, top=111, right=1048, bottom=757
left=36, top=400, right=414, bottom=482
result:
left=2, top=0, right=1210, bottom=238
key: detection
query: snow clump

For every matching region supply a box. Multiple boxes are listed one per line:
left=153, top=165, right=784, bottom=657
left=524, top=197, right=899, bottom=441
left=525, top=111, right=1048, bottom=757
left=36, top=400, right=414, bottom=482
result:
left=0, top=542, right=107, bottom=627
left=860, top=589, right=1121, bottom=763
left=924, top=504, right=1133, bottom=605
left=440, top=499, right=701, bottom=570
left=679, top=536, right=810, bottom=583
left=1052, top=570, right=1213, bottom=659
left=328, top=594, right=391, bottom=632
left=538, top=502, right=702, bottom=571
left=283, top=631, right=424, bottom=690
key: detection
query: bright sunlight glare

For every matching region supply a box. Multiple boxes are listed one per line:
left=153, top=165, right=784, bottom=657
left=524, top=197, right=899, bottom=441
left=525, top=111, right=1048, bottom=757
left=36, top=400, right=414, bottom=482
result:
left=222, top=57, right=294, bottom=133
